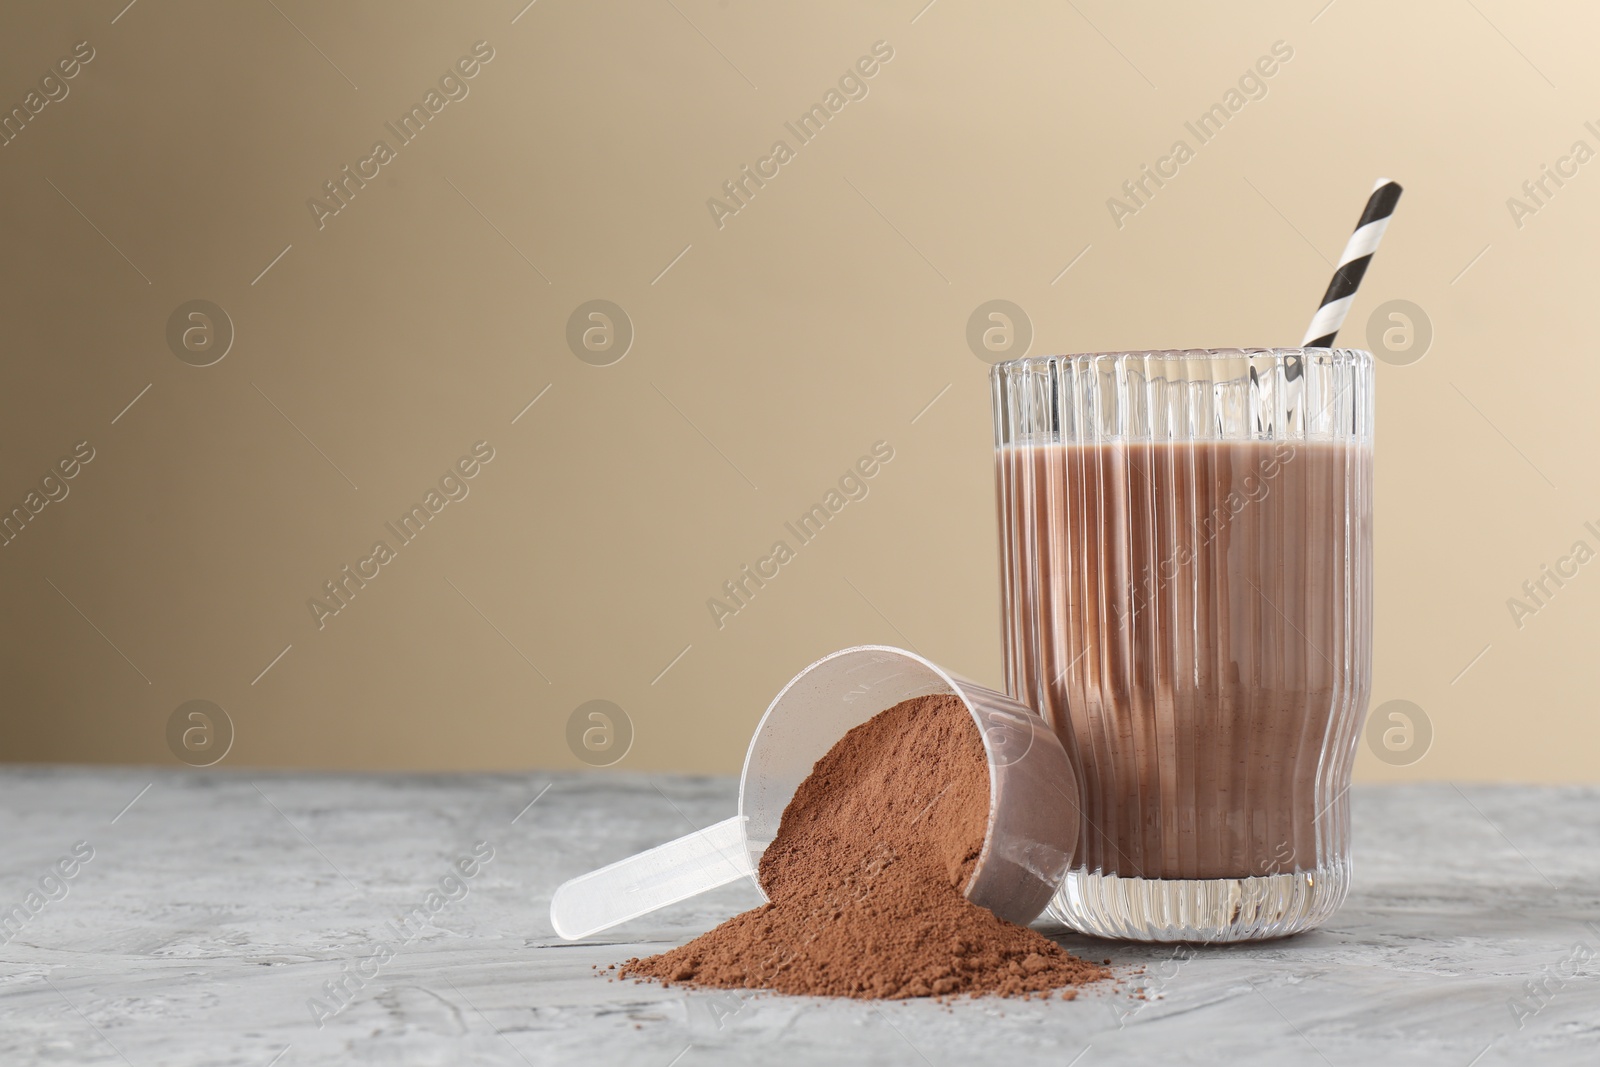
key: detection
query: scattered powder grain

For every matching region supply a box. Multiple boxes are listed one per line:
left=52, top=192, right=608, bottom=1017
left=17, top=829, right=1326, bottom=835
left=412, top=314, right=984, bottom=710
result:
left=620, top=695, right=1110, bottom=1000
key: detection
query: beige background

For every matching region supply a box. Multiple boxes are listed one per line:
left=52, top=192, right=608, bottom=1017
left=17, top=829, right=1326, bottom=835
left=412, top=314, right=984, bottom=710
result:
left=0, top=0, right=1593, bottom=781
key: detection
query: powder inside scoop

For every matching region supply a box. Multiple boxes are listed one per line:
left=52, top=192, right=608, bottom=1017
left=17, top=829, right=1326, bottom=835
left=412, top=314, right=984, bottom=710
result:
left=620, top=694, right=1110, bottom=1000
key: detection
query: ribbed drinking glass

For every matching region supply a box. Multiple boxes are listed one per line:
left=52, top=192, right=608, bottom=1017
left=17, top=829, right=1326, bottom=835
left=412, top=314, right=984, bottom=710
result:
left=992, top=349, right=1373, bottom=941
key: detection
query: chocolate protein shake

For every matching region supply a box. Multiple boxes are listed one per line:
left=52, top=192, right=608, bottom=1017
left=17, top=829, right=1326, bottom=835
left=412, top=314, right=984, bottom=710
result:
left=997, top=438, right=1372, bottom=882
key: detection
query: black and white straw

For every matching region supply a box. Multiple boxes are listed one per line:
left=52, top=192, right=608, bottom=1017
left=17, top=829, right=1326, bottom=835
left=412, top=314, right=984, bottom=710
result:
left=1301, top=178, right=1403, bottom=348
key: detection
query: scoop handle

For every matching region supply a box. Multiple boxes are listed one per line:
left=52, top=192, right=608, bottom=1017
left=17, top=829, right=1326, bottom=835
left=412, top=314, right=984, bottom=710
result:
left=549, top=815, right=755, bottom=940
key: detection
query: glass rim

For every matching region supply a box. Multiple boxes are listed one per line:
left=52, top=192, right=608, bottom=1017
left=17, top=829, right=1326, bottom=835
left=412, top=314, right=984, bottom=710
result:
left=991, top=347, right=1371, bottom=371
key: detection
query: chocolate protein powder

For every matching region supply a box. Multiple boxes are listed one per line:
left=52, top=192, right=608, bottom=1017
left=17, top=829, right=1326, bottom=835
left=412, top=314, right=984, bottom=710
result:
left=620, top=695, right=1110, bottom=1000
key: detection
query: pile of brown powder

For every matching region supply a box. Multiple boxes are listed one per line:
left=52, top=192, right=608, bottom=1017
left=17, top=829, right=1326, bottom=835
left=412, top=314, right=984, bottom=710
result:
left=620, top=695, right=1110, bottom=1000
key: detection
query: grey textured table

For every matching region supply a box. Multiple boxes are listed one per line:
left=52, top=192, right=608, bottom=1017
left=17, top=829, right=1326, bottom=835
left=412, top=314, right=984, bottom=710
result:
left=2, top=770, right=1598, bottom=1066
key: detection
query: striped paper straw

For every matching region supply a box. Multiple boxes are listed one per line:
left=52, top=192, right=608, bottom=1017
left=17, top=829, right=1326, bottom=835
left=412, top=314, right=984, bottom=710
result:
left=1301, top=178, right=1404, bottom=348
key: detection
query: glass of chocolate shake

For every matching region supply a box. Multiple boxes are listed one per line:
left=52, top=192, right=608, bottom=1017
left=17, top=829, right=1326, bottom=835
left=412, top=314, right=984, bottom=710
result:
left=992, top=348, right=1373, bottom=941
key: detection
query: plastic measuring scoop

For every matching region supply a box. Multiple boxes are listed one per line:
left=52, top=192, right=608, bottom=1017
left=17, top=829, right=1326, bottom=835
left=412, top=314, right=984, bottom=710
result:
left=550, top=645, right=1080, bottom=940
